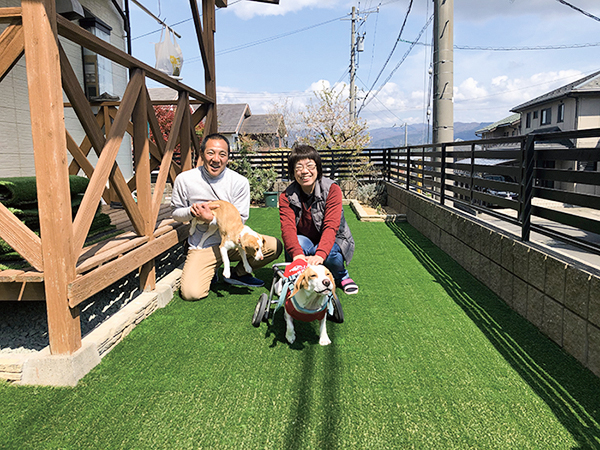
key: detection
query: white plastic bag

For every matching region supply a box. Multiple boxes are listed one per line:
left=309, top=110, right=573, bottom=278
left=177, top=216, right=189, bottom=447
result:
left=155, top=27, right=183, bottom=77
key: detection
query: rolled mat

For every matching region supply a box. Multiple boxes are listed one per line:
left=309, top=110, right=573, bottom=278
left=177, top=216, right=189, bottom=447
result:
left=0, top=175, right=90, bottom=207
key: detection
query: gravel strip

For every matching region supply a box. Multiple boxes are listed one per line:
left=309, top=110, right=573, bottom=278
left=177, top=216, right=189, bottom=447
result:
left=0, top=243, right=186, bottom=355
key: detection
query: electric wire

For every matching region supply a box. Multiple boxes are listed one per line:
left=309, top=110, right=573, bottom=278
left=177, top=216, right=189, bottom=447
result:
left=555, top=0, right=600, bottom=22
left=358, top=14, right=433, bottom=115
left=359, top=0, right=414, bottom=110
left=398, top=39, right=600, bottom=51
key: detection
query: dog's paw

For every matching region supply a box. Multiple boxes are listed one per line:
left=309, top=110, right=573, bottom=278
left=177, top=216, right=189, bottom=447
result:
left=286, top=330, right=296, bottom=344
left=243, top=263, right=253, bottom=274
left=222, top=267, right=231, bottom=279
left=319, top=335, right=331, bottom=346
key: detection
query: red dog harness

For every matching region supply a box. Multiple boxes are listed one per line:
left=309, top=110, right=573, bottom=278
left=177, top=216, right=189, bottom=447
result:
left=280, top=260, right=329, bottom=323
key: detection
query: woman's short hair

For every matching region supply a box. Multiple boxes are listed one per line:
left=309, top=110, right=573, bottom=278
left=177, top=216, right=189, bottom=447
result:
left=287, top=144, right=323, bottom=180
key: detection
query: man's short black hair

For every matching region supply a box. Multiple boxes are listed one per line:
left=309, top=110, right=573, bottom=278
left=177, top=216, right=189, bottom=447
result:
left=287, top=144, right=323, bottom=180
left=201, top=133, right=230, bottom=155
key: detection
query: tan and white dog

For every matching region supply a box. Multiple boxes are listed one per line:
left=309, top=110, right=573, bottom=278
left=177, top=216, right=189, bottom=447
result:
left=285, top=264, right=337, bottom=346
left=191, top=200, right=265, bottom=279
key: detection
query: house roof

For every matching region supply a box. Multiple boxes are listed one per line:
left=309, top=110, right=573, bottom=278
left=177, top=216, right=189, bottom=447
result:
left=217, top=104, right=251, bottom=134
left=145, top=92, right=283, bottom=136
left=147, top=87, right=178, bottom=101
left=511, top=69, right=600, bottom=112
left=240, top=114, right=284, bottom=135
left=475, top=113, right=520, bottom=135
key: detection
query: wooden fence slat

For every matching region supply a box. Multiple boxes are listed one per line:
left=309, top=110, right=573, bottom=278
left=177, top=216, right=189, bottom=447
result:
left=0, top=203, right=43, bottom=271
left=0, top=7, right=21, bottom=21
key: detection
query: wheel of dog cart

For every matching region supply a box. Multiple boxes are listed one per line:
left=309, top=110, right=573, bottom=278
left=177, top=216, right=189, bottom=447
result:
left=252, top=293, right=269, bottom=327
left=327, top=294, right=344, bottom=324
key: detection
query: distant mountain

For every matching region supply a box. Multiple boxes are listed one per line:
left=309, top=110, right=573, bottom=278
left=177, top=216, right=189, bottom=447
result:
left=368, top=122, right=492, bottom=148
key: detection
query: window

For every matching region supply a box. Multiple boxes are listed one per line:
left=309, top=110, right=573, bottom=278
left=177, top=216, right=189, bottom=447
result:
left=557, top=103, right=565, bottom=123
left=526, top=112, right=531, bottom=128
left=80, top=11, right=114, bottom=100
left=533, top=111, right=539, bottom=119
left=541, top=107, right=552, bottom=125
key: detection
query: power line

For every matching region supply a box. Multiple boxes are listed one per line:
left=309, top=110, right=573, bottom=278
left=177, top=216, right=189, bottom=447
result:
left=555, top=0, right=600, bottom=22
left=360, top=0, right=414, bottom=107
left=399, top=39, right=600, bottom=51
left=358, top=14, right=433, bottom=115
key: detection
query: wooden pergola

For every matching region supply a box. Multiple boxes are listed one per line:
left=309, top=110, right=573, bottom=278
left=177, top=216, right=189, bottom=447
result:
left=0, top=0, right=225, bottom=356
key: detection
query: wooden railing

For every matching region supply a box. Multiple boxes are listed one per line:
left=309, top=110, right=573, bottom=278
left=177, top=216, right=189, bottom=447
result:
left=0, top=1, right=217, bottom=355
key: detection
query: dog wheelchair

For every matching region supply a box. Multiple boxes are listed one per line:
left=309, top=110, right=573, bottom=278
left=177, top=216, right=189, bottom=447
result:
left=252, top=262, right=344, bottom=328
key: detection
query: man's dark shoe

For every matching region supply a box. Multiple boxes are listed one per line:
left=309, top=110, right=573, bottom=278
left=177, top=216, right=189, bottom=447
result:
left=224, top=272, right=265, bottom=288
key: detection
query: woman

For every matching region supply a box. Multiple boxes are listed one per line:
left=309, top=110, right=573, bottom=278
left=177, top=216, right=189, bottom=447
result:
left=279, top=144, right=358, bottom=295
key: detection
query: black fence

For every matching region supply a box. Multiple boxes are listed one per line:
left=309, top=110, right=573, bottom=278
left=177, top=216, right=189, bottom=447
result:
left=245, top=128, right=600, bottom=256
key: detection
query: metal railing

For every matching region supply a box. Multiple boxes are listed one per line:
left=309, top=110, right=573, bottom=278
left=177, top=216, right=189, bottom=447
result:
left=249, top=128, right=600, bottom=255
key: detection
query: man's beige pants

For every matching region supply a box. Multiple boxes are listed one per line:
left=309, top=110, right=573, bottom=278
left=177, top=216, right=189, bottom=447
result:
left=179, top=235, right=282, bottom=300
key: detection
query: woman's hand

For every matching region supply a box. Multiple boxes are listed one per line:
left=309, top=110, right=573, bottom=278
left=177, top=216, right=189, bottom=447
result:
left=306, top=255, right=324, bottom=266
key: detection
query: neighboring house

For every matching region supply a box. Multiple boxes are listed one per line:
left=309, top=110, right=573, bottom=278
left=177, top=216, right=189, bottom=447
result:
left=511, top=70, right=600, bottom=194
left=217, top=103, right=286, bottom=151
left=0, top=0, right=133, bottom=179
left=475, top=113, right=520, bottom=140
left=146, top=95, right=287, bottom=152
left=512, top=69, right=600, bottom=141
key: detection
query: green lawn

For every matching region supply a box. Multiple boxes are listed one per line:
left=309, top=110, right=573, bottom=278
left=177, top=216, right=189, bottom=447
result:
left=1, top=206, right=599, bottom=449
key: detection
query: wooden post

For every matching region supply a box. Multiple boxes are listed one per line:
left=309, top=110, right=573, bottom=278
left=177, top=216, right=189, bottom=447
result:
left=133, top=79, right=156, bottom=291
left=22, top=0, right=80, bottom=354
left=202, top=0, right=217, bottom=134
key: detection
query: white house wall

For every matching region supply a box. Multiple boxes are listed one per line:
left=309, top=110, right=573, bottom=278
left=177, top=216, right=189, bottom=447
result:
left=0, top=0, right=133, bottom=181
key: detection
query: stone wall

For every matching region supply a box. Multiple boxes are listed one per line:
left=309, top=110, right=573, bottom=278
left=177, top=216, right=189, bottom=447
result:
left=386, top=182, right=600, bottom=378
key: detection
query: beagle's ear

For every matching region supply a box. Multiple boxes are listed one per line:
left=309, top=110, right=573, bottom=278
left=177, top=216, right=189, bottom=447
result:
left=290, top=269, right=311, bottom=297
left=325, top=270, right=338, bottom=300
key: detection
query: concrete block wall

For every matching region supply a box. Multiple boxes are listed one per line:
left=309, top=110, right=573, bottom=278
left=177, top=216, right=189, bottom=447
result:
left=386, top=182, right=600, bottom=378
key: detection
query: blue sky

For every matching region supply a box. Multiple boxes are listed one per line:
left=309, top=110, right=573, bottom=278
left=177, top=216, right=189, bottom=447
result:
left=128, top=0, right=600, bottom=130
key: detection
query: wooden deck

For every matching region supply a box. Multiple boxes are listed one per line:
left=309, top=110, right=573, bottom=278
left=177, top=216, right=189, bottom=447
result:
left=0, top=203, right=187, bottom=302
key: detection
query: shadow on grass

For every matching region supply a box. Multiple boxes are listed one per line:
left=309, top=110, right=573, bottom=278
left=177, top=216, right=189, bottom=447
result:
left=387, top=221, right=600, bottom=450
left=262, top=308, right=340, bottom=450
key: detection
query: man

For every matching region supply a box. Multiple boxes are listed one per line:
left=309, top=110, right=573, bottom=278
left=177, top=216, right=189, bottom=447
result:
left=171, top=133, right=282, bottom=300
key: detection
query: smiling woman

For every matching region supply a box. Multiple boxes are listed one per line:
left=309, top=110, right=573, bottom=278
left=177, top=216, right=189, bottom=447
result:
left=279, top=144, right=359, bottom=295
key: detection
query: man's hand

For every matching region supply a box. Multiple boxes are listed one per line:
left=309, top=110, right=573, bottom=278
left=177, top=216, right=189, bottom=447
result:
left=191, top=202, right=220, bottom=223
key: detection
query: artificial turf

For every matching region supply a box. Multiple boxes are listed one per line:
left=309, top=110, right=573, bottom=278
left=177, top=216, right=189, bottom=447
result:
left=1, top=206, right=599, bottom=449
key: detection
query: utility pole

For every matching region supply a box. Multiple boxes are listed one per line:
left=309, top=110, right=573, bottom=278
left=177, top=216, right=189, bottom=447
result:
left=349, top=6, right=357, bottom=121
left=432, top=0, right=454, bottom=144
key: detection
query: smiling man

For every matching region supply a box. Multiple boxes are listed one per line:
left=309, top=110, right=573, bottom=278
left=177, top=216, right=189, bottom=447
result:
left=171, top=133, right=282, bottom=300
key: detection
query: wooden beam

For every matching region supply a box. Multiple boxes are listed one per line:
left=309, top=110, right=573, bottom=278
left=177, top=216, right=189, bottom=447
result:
left=71, top=69, right=145, bottom=255
left=202, top=0, right=217, bottom=134
left=189, top=0, right=212, bottom=81
left=56, top=14, right=214, bottom=104
left=0, top=203, right=43, bottom=271
left=68, top=223, right=189, bottom=307
left=180, top=95, right=192, bottom=172
left=67, top=111, right=103, bottom=175
left=22, top=0, right=80, bottom=355
left=152, top=92, right=186, bottom=220
left=0, top=7, right=22, bottom=22
left=133, top=84, right=156, bottom=291
left=0, top=19, right=24, bottom=83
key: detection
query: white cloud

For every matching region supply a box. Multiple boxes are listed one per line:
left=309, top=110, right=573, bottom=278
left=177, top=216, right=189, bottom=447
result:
left=228, top=0, right=342, bottom=20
